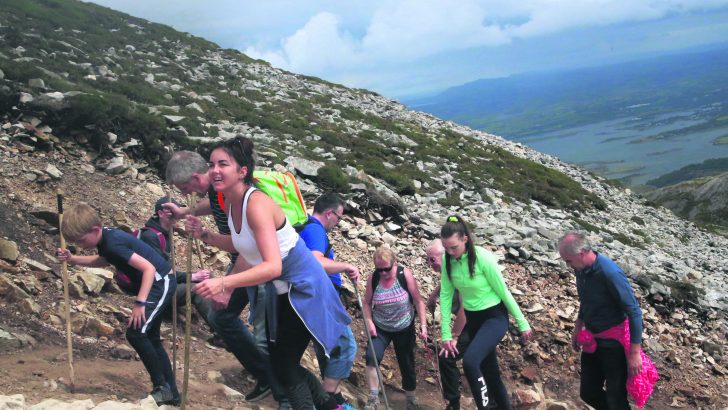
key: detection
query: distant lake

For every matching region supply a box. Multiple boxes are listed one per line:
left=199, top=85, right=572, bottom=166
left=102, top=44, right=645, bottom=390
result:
left=512, top=108, right=728, bottom=186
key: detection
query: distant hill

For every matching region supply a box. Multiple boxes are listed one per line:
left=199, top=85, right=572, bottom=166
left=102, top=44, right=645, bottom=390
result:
left=646, top=171, right=728, bottom=230
left=405, top=46, right=728, bottom=139
left=647, top=157, right=728, bottom=188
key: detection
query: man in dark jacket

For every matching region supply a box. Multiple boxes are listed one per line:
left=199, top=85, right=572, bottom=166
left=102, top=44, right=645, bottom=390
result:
left=559, top=232, right=643, bottom=410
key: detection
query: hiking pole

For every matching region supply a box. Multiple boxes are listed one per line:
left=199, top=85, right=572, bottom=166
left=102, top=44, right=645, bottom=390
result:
left=56, top=189, right=75, bottom=392
left=352, top=282, right=391, bottom=410
left=180, top=194, right=197, bottom=410
left=425, top=324, right=446, bottom=406
left=167, top=192, right=178, bottom=378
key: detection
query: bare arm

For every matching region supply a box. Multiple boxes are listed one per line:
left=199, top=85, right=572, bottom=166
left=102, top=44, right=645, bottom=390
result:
left=362, top=274, right=377, bottom=337
left=163, top=198, right=212, bottom=219
left=311, top=250, right=360, bottom=282
left=126, top=253, right=157, bottom=329
left=56, top=249, right=108, bottom=267
left=426, top=283, right=442, bottom=314
left=185, top=215, right=236, bottom=253
left=193, top=193, right=282, bottom=297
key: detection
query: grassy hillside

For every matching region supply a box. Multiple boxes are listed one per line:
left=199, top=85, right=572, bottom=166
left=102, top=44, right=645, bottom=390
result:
left=0, top=0, right=604, bottom=211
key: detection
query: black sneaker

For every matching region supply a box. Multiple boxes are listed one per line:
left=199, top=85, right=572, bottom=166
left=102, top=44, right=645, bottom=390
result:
left=150, top=385, right=174, bottom=405
left=245, top=382, right=272, bottom=402
left=168, top=392, right=181, bottom=406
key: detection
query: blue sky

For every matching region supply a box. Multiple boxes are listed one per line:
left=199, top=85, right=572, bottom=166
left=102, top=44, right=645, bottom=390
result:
left=86, top=0, right=728, bottom=98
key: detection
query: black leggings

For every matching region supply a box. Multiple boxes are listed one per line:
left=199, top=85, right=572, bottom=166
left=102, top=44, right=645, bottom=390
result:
left=268, top=294, right=338, bottom=410
left=463, top=303, right=510, bottom=410
left=364, top=322, right=417, bottom=391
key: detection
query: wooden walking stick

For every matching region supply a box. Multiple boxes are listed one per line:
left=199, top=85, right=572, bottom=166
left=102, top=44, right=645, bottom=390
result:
left=56, top=189, right=75, bottom=392
left=195, top=240, right=206, bottom=274
left=180, top=194, right=197, bottom=410
left=167, top=192, right=178, bottom=378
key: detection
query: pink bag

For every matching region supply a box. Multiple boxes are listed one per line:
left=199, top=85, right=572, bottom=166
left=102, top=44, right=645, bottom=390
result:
left=577, top=320, right=659, bottom=408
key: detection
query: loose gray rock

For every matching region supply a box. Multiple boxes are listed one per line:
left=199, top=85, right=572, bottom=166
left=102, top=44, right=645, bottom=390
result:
left=45, top=164, right=63, bottom=179
left=28, top=78, right=45, bottom=88
left=105, top=156, right=128, bottom=175
left=33, top=92, right=66, bottom=111
left=19, top=92, right=33, bottom=104
left=284, top=156, right=324, bottom=178
left=0, top=239, right=19, bottom=262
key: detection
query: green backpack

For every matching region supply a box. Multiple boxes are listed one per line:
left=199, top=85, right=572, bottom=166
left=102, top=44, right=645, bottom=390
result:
left=253, top=170, right=308, bottom=227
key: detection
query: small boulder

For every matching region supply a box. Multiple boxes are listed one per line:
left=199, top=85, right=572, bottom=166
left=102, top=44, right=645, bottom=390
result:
left=45, top=164, right=63, bottom=180
left=84, top=317, right=115, bottom=337
left=19, top=92, right=34, bottom=104
left=284, top=156, right=324, bottom=178
left=105, top=156, right=128, bottom=175
left=513, top=388, right=541, bottom=408
left=0, top=394, right=25, bottom=409
left=75, top=270, right=106, bottom=295
left=0, top=239, right=19, bottom=262
left=28, top=78, right=45, bottom=88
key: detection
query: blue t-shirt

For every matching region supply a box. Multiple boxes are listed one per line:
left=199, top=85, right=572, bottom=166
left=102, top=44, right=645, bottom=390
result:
left=97, top=228, right=172, bottom=286
left=298, top=216, right=340, bottom=287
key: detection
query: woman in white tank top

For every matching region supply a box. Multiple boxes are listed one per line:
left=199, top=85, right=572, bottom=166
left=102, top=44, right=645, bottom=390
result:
left=187, top=136, right=350, bottom=410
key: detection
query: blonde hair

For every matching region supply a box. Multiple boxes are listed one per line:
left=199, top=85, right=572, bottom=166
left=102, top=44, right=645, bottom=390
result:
left=62, top=203, right=101, bottom=241
left=373, top=246, right=396, bottom=265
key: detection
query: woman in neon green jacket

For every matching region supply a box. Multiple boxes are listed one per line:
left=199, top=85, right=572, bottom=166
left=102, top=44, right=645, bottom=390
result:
left=439, top=215, right=533, bottom=410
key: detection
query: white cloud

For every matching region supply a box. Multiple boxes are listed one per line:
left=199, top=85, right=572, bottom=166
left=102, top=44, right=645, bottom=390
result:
left=247, top=0, right=728, bottom=75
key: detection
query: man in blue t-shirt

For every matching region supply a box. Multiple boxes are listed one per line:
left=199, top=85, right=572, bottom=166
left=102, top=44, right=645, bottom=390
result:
left=298, top=192, right=360, bottom=408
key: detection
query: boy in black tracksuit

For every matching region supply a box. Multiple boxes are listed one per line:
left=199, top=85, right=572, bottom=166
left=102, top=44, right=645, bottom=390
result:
left=56, top=203, right=179, bottom=405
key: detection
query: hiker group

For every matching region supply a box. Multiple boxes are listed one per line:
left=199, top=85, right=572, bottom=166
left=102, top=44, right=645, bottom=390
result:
left=55, top=135, right=658, bottom=410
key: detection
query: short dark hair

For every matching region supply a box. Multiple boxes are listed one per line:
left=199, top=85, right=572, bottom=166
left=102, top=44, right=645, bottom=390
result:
left=313, top=192, right=345, bottom=214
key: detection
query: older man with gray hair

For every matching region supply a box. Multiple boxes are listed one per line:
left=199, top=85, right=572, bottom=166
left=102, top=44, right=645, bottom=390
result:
left=559, top=232, right=643, bottom=410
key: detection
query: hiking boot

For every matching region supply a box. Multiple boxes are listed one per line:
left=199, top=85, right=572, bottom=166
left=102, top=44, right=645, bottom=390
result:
left=150, top=384, right=174, bottom=405
left=363, top=396, right=380, bottom=410
left=245, top=382, right=272, bottom=401
left=405, top=396, right=421, bottom=410
left=168, top=393, right=181, bottom=407
left=206, top=333, right=227, bottom=349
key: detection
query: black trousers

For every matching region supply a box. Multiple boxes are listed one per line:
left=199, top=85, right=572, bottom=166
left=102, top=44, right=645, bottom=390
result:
left=268, top=294, right=337, bottom=410
left=365, top=322, right=417, bottom=391
left=580, top=345, right=631, bottom=410
left=438, top=330, right=471, bottom=406
left=126, top=273, right=178, bottom=396
left=463, top=303, right=510, bottom=410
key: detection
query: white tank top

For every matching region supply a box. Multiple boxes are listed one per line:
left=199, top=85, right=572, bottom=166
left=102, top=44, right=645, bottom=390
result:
left=229, top=188, right=299, bottom=294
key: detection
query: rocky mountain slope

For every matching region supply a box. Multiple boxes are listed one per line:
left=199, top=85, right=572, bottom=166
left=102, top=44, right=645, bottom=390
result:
left=645, top=172, right=728, bottom=232
left=1, top=0, right=727, bottom=408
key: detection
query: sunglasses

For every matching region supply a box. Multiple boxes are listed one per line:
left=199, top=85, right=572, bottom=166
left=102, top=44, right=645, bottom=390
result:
left=373, top=265, right=394, bottom=274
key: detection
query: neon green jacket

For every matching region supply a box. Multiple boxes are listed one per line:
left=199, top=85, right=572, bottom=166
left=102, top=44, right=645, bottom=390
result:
left=440, top=246, right=530, bottom=341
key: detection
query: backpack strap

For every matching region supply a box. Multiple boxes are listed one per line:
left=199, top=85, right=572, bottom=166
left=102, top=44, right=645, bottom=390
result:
left=144, top=226, right=166, bottom=254
left=371, top=265, right=413, bottom=304
left=396, top=265, right=413, bottom=304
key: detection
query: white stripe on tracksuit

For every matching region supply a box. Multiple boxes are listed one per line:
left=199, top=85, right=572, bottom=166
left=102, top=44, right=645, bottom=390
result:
left=141, top=272, right=170, bottom=334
